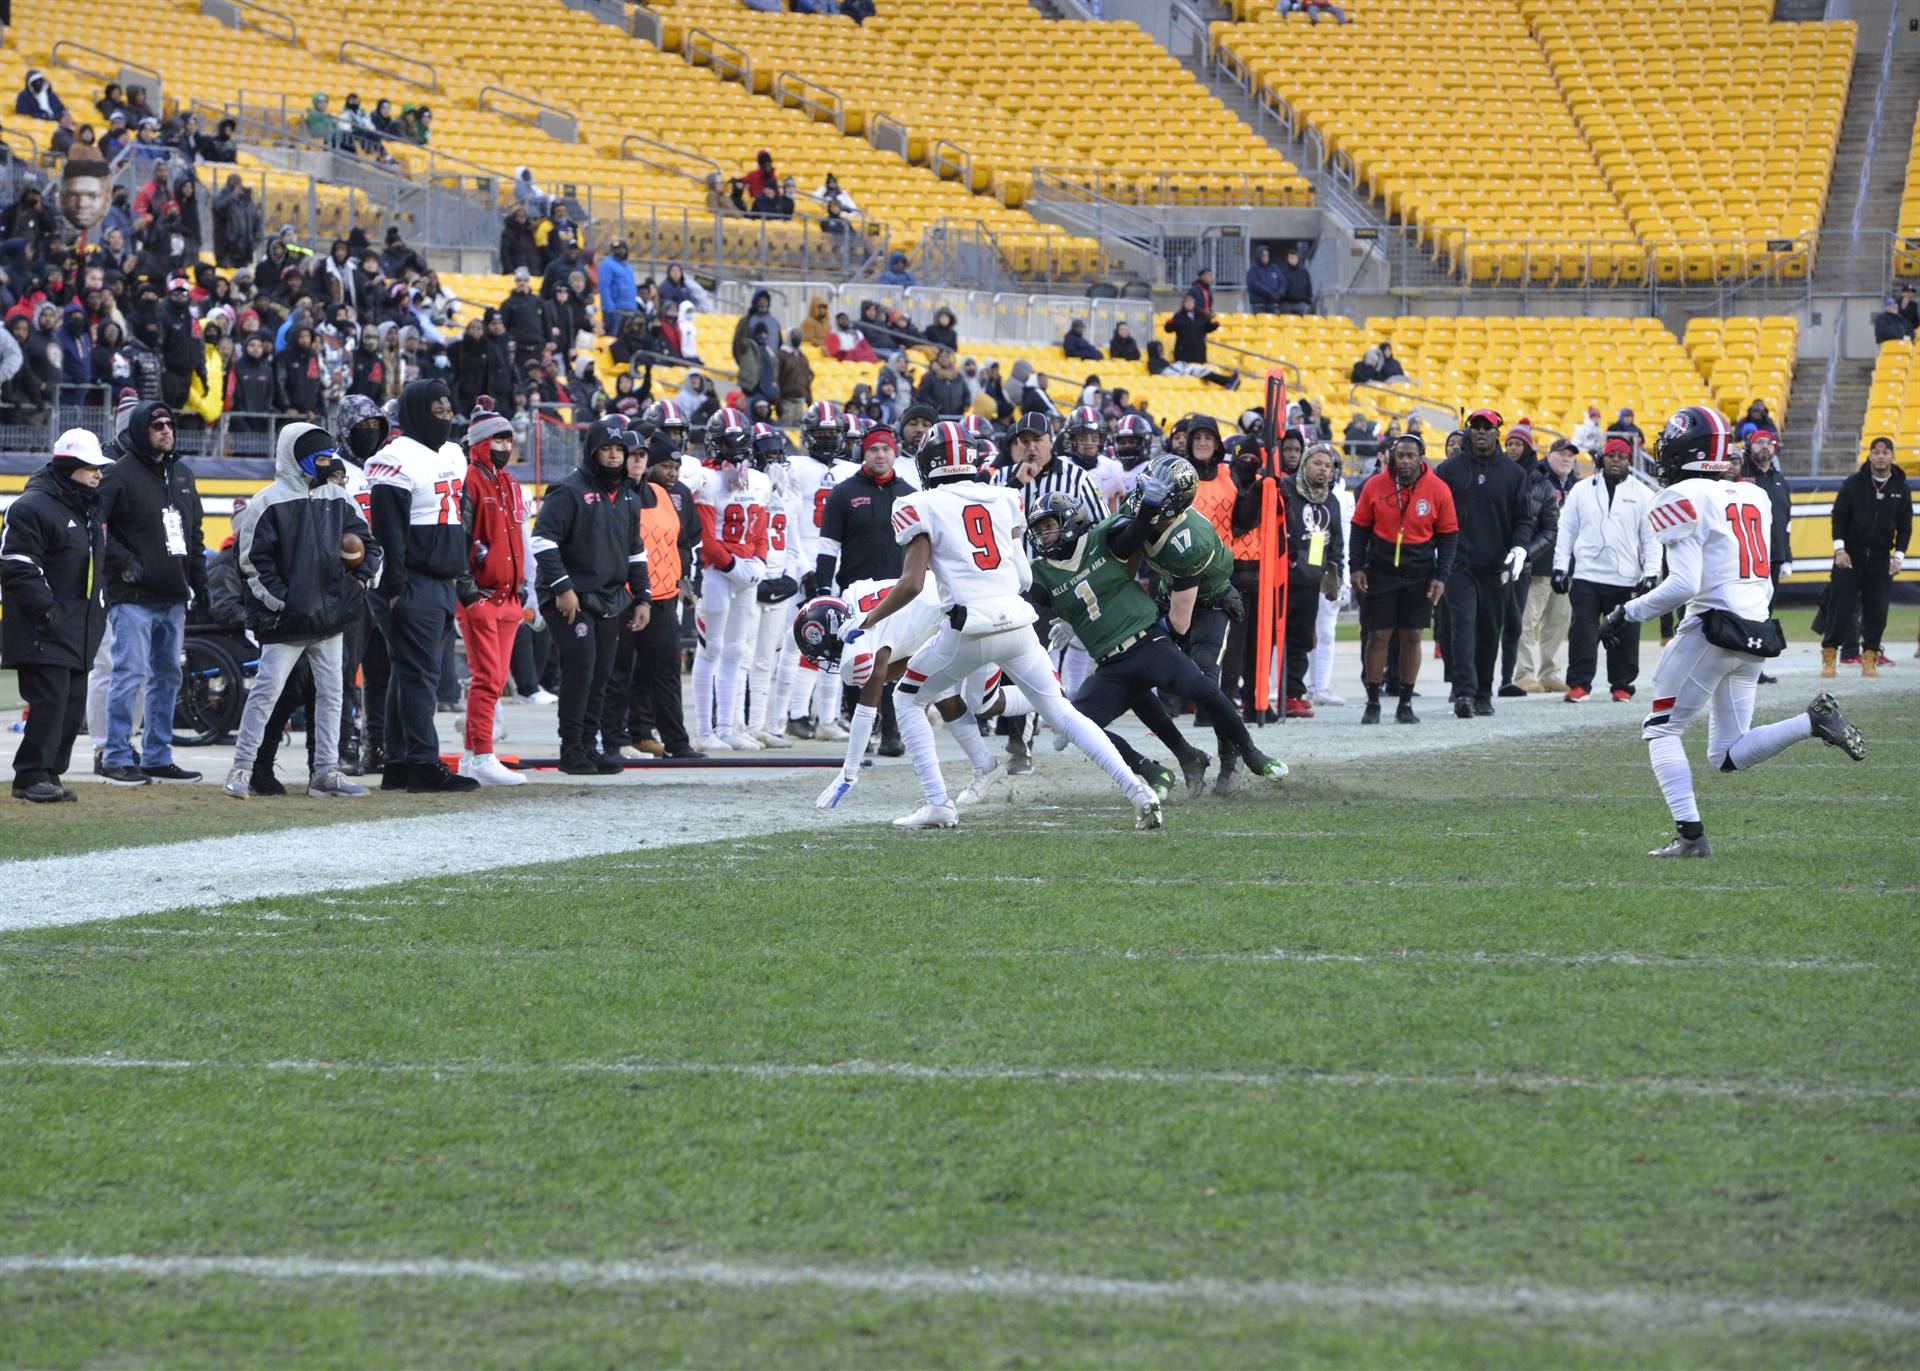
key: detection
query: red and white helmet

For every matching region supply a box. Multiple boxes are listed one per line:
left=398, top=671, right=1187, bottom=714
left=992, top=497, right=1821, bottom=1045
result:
left=704, top=406, right=751, bottom=464
left=917, top=419, right=978, bottom=483
left=802, top=399, right=846, bottom=459
left=958, top=413, right=995, bottom=445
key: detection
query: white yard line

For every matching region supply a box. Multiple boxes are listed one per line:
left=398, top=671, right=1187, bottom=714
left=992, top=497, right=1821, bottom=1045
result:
left=1, top=1053, right=1911, bottom=1103
left=0, top=1252, right=1913, bottom=1333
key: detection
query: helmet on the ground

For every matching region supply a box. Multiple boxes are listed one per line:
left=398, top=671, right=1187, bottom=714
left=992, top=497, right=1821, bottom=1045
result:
left=1653, top=405, right=1734, bottom=485
left=704, top=406, right=751, bottom=463
left=1112, top=413, right=1156, bottom=468
left=802, top=400, right=845, bottom=460
left=917, top=418, right=978, bottom=483
left=792, top=596, right=852, bottom=666
left=1027, top=489, right=1089, bottom=558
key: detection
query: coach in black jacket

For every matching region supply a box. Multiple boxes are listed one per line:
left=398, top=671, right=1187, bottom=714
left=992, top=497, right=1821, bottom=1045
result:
left=1823, top=439, right=1912, bottom=668
left=1, top=429, right=111, bottom=800
left=532, top=418, right=650, bottom=774
left=815, top=424, right=909, bottom=592
left=1435, top=410, right=1535, bottom=716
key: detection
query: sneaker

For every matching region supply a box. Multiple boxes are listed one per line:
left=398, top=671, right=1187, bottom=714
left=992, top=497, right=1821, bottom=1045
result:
left=1472, top=698, right=1495, bottom=717
left=1250, top=753, right=1289, bottom=783
left=380, top=762, right=411, bottom=791
left=1452, top=696, right=1474, bottom=719
left=308, top=771, right=369, bottom=798
left=1360, top=699, right=1382, bottom=725
left=1133, top=794, right=1164, bottom=830
left=407, top=761, right=479, bottom=792
left=1283, top=697, right=1314, bottom=719
left=462, top=754, right=527, bottom=787
left=93, top=748, right=105, bottom=776
left=664, top=746, right=708, bottom=760
left=1497, top=683, right=1527, bottom=698
left=1610, top=688, right=1632, bottom=703
left=719, top=727, right=764, bottom=752
left=249, top=772, right=287, bottom=797
left=141, top=763, right=201, bottom=784
left=1180, top=753, right=1211, bottom=797
left=1139, top=759, right=1175, bottom=801
left=877, top=734, right=905, bottom=758
left=529, top=688, right=559, bottom=705
left=1510, top=678, right=1539, bottom=694
left=11, top=781, right=63, bottom=803
left=1538, top=677, right=1568, bottom=693
left=223, top=765, right=250, bottom=798
left=1807, top=692, right=1866, bottom=760
left=1395, top=701, right=1419, bottom=724
left=816, top=718, right=850, bottom=741
left=1648, top=833, right=1712, bottom=858
left=592, top=751, right=624, bottom=775
left=695, top=732, right=732, bottom=752
left=1756, top=673, right=1777, bottom=686
left=341, top=752, right=365, bottom=777
left=955, top=759, right=1002, bottom=806
left=1563, top=687, right=1591, bottom=702
left=1839, top=654, right=1862, bottom=666
left=892, top=802, right=958, bottom=829
left=558, top=751, right=602, bottom=776
left=57, top=787, right=77, bottom=802
left=1308, top=688, right=1346, bottom=707
left=753, top=727, right=793, bottom=750
left=786, top=715, right=817, bottom=740
left=100, top=764, right=150, bottom=786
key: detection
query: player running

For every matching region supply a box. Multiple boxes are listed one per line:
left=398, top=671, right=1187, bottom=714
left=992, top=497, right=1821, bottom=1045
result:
left=1606, top=406, right=1865, bottom=857
left=850, top=422, right=1165, bottom=830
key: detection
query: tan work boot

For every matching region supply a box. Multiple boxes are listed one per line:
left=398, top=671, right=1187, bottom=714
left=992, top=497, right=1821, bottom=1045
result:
left=1862, top=651, right=1879, bottom=678
left=1820, top=647, right=1837, bottom=678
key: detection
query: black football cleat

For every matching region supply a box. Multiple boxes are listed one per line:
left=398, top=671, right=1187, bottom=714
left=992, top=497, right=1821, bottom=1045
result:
left=1648, top=833, right=1712, bottom=858
left=1179, top=753, right=1211, bottom=797
left=1395, top=701, right=1419, bottom=724
left=1807, top=693, right=1865, bottom=760
left=1139, top=759, right=1175, bottom=801
left=1360, top=699, right=1382, bottom=725
left=1452, top=696, right=1474, bottom=719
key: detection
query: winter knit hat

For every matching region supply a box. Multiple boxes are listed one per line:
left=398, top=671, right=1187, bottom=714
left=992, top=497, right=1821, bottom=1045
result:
left=466, top=408, right=513, bottom=449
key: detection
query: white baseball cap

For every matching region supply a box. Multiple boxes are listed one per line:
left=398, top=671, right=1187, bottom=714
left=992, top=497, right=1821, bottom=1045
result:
left=53, top=428, right=111, bottom=466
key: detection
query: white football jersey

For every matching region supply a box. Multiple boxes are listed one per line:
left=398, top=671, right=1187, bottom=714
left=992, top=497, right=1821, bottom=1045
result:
left=338, top=459, right=373, bottom=525
left=695, top=464, right=774, bottom=561
left=784, top=452, right=838, bottom=574
left=365, top=435, right=466, bottom=527
left=840, top=575, right=946, bottom=683
left=1649, top=477, right=1774, bottom=619
left=1091, top=455, right=1128, bottom=511
left=891, top=482, right=1035, bottom=622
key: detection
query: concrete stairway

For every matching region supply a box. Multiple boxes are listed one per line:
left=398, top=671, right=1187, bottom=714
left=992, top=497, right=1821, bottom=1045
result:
left=1813, top=51, right=1920, bottom=294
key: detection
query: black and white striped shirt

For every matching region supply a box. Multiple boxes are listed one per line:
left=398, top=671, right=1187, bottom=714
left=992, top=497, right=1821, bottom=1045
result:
left=996, top=454, right=1104, bottom=550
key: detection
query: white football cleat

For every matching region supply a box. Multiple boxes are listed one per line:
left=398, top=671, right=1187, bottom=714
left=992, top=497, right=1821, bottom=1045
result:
left=1309, top=688, right=1346, bottom=707
left=816, top=718, right=850, bottom=741
left=695, top=731, right=733, bottom=752
left=955, top=758, right=1001, bottom=806
left=461, top=753, right=526, bottom=787
left=753, top=727, right=793, bottom=749
left=719, top=727, right=763, bottom=751
left=892, top=802, right=959, bottom=829
left=1133, top=793, right=1164, bottom=830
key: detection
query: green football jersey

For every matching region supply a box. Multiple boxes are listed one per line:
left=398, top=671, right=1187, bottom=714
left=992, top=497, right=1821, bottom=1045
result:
left=1029, top=517, right=1160, bottom=660
left=1144, top=508, right=1232, bottom=600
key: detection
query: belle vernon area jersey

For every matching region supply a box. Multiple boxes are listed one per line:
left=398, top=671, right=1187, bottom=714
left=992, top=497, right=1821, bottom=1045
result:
left=890, top=483, right=1038, bottom=634
left=1144, top=507, right=1233, bottom=599
left=1649, top=477, right=1775, bottom=619
left=1030, top=516, right=1160, bottom=660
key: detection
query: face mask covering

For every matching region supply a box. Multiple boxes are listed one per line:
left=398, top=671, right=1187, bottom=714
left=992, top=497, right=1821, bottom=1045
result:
left=348, top=424, right=385, bottom=461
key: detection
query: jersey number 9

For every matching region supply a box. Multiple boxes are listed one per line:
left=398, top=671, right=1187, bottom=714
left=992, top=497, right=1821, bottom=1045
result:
left=962, top=504, right=1001, bottom=570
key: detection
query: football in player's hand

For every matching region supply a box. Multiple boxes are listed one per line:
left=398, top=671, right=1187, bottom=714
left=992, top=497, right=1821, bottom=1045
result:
left=341, top=532, right=366, bottom=568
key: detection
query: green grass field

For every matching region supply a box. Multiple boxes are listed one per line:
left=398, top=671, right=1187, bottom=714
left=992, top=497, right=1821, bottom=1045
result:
left=1, top=687, right=1917, bottom=1366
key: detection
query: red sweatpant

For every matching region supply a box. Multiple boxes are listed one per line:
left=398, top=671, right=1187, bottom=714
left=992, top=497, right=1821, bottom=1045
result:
left=457, top=597, right=524, bottom=755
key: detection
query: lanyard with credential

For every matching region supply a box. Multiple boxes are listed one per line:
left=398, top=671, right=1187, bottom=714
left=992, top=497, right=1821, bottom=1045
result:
left=1393, top=481, right=1411, bottom=568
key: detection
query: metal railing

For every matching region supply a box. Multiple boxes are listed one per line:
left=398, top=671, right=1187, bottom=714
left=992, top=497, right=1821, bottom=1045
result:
left=1030, top=165, right=1306, bottom=208
left=338, top=40, right=437, bottom=93
left=620, top=134, right=724, bottom=188
left=868, top=112, right=911, bottom=162
left=1348, top=380, right=1463, bottom=431
left=478, top=85, right=579, bottom=143
left=684, top=29, right=752, bottom=86
left=50, top=40, right=163, bottom=108
left=772, top=72, right=846, bottom=133
left=716, top=280, right=1156, bottom=355
left=198, top=0, right=298, bottom=47
left=930, top=140, right=978, bottom=192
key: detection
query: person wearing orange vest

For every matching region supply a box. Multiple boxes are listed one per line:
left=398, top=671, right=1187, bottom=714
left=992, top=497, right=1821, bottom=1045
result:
left=606, top=428, right=700, bottom=759
left=453, top=405, right=531, bottom=786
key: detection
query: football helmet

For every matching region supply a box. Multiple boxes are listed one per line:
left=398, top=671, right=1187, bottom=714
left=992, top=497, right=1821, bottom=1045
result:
left=1123, top=453, right=1198, bottom=521
left=1064, top=404, right=1106, bottom=468
left=1653, top=406, right=1734, bottom=485
left=639, top=399, right=688, bottom=451
left=802, top=400, right=846, bottom=460
left=792, top=596, right=852, bottom=666
left=704, top=407, right=751, bottom=464
left=1112, top=413, right=1156, bottom=469
left=959, top=413, right=995, bottom=446
left=749, top=420, right=787, bottom=468
left=1026, top=489, right=1089, bottom=558
left=845, top=413, right=874, bottom=441
left=917, top=418, right=978, bottom=483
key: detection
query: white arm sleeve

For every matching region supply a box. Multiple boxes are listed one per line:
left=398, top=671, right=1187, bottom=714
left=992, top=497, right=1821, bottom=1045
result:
left=1625, top=534, right=1701, bottom=623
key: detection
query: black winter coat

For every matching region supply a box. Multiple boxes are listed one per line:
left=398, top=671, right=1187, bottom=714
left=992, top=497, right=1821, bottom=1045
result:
left=1279, top=475, right=1345, bottom=586
left=234, top=427, right=380, bottom=642
left=1434, top=448, right=1536, bottom=573
left=498, top=290, right=545, bottom=354
left=1513, top=456, right=1563, bottom=575
left=274, top=342, right=325, bottom=414
left=1739, top=455, right=1793, bottom=568
left=97, top=405, right=208, bottom=608
left=530, top=463, right=648, bottom=616
left=1831, top=462, right=1912, bottom=559
left=1162, top=307, right=1217, bottom=365
left=0, top=465, right=107, bottom=669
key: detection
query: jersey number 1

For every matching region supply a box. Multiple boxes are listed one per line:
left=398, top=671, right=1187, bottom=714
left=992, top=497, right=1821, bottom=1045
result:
left=1727, top=503, right=1769, bottom=579
left=962, top=504, right=1001, bottom=570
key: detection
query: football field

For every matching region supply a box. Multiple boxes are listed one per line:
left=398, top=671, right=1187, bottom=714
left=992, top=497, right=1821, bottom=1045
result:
left=2, top=670, right=1917, bottom=1366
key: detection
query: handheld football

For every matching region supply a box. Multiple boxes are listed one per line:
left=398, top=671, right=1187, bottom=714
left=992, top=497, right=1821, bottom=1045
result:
left=341, top=531, right=366, bottom=568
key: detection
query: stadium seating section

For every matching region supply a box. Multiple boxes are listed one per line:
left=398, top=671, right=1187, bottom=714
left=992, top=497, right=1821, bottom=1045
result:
left=1862, top=338, right=1920, bottom=460
left=1216, top=0, right=1854, bottom=283
left=1682, top=316, right=1799, bottom=435
left=1898, top=94, right=1920, bottom=280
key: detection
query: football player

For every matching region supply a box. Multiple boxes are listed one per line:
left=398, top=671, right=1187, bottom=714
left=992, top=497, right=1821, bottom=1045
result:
left=783, top=402, right=851, bottom=739
left=849, top=422, right=1164, bottom=830
left=1606, top=406, right=1865, bottom=857
left=689, top=407, right=772, bottom=751
left=793, top=578, right=1031, bottom=812
left=743, top=422, right=804, bottom=748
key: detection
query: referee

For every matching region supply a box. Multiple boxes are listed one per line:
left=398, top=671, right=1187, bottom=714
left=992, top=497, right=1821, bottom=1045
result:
left=1000, top=412, right=1103, bottom=543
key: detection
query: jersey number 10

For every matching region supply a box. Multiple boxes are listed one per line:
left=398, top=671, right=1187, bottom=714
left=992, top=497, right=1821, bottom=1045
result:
left=1726, top=502, right=1770, bottom=579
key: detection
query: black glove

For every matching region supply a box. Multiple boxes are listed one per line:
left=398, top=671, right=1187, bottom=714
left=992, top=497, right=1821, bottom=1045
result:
left=1550, top=570, right=1569, bottom=595
left=1218, top=584, right=1246, bottom=622
left=757, top=573, right=800, bottom=605
left=457, top=585, right=484, bottom=608
left=800, top=571, right=818, bottom=600
left=1598, top=605, right=1631, bottom=651
left=1635, top=577, right=1657, bottom=596
left=119, top=557, right=144, bottom=586
left=1171, top=626, right=1193, bottom=654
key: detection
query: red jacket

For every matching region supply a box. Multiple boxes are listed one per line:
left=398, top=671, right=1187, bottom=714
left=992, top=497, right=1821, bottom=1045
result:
left=459, top=458, right=527, bottom=603
left=1350, top=461, right=1459, bottom=579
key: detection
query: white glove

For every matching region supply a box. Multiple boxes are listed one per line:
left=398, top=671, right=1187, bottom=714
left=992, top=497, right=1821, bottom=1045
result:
left=1894, top=552, right=1906, bottom=575
left=724, top=557, right=764, bottom=588
left=1501, top=545, right=1527, bottom=584
left=1778, top=560, right=1794, bottom=580
left=815, top=771, right=857, bottom=809
left=530, top=608, right=546, bottom=633
left=1047, top=618, right=1076, bottom=653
